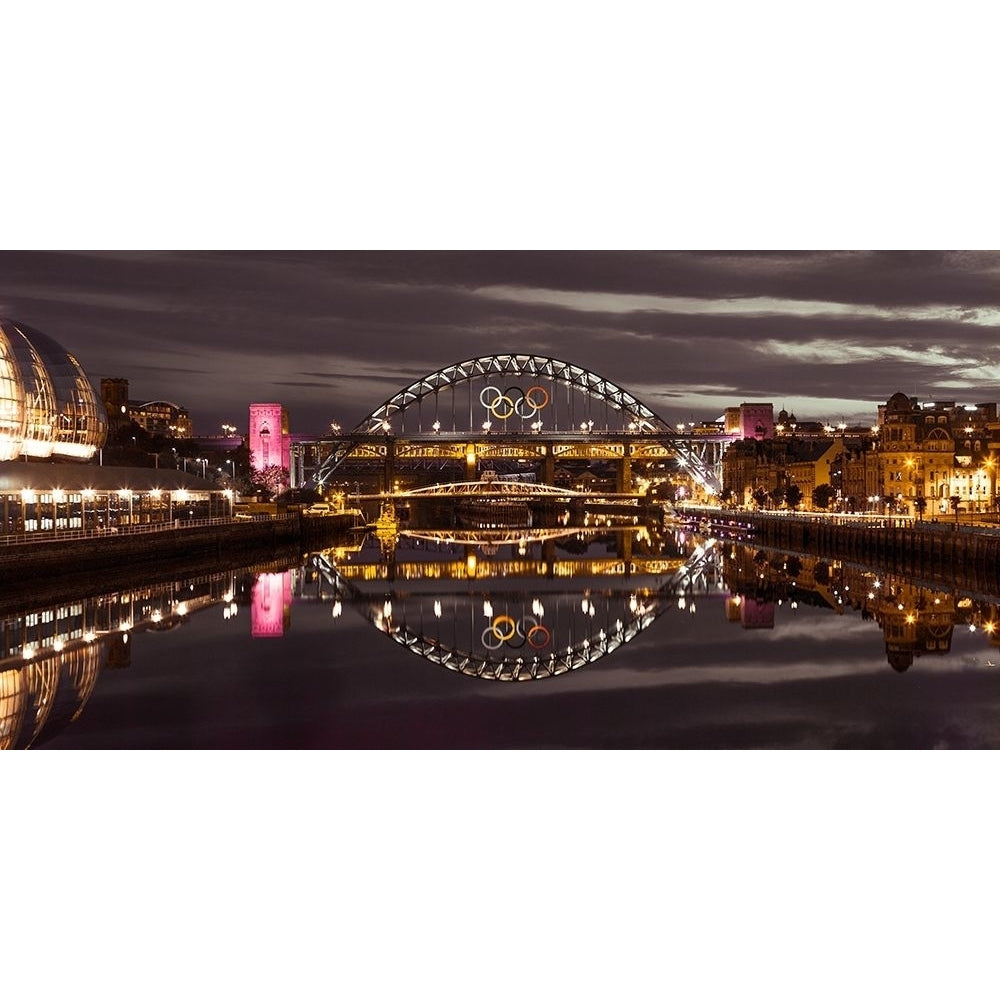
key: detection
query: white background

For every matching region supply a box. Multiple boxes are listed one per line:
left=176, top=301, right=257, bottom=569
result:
left=4, top=3, right=997, bottom=997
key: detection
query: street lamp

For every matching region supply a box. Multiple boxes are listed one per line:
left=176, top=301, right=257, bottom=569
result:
left=82, top=488, right=95, bottom=531
left=20, top=488, right=35, bottom=534
left=118, top=489, right=133, bottom=529
left=53, top=489, right=66, bottom=532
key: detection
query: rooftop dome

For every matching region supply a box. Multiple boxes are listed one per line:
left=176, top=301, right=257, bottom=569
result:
left=885, top=392, right=914, bottom=414
left=0, top=318, right=106, bottom=461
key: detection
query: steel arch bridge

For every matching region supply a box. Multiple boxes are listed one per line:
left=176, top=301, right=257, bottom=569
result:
left=359, top=354, right=670, bottom=434
left=311, top=353, right=722, bottom=493
left=310, top=537, right=719, bottom=682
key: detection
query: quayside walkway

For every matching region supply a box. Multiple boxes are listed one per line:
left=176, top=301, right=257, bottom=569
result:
left=0, top=511, right=358, bottom=585
left=687, top=507, right=1000, bottom=593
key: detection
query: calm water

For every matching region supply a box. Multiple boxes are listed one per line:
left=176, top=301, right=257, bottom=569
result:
left=7, top=520, right=1000, bottom=749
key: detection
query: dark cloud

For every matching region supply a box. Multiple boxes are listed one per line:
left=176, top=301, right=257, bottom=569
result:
left=3, top=250, right=999, bottom=433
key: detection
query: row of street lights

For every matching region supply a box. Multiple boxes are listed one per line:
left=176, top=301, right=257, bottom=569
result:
left=14, top=487, right=234, bottom=534
left=331, top=415, right=661, bottom=437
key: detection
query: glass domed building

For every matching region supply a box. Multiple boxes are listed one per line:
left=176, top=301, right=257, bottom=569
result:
left=0, top=318, right=106, bottom=461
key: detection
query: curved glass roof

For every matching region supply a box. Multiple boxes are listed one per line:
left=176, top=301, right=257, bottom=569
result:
left=0, top=318, right=106, bottom=460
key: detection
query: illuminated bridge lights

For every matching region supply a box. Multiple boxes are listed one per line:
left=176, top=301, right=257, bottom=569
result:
left=311, top=353, right=722, bottom=494
left=312, top=536, right=723, bottom=681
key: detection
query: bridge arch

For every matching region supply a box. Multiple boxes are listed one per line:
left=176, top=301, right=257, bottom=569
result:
left=311, top=538, right=719, bottom=681
left=312, top=354, right=721, bottom=493
left=354, top=354, right=673, bottom=434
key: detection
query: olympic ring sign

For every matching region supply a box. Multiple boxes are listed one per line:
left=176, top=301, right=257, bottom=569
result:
left=481, top=615, right=551, bottom=650
left=479, top=385, right=550, bottom=420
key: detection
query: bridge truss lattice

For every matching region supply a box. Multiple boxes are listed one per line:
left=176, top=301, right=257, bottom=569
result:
left=310, top=538, right=719, bottom=681
left=312, top=353, right=720, bottom=493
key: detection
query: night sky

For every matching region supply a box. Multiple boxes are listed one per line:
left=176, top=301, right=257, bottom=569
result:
left=4, top=250, right=1000, bottom=437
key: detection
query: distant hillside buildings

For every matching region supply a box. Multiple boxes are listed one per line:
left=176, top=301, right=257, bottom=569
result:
left=100, top=378, right=193, bottom=438
left=720, top=394, right=1000, bottom=515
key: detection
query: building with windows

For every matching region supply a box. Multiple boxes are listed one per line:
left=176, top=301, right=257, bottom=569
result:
left=100, top=378, right=193, bottom=438
left=0, top=462, right=233, bottom=538
left=0, top=318, right=107, bottom=461
left=724, top=402, right=774, bottom=440
left=719, top=392, right=1000, bottom=514
left=248, top=403, right=291, bottom=473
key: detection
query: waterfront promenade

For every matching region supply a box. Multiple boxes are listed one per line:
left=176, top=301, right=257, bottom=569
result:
left=0, top=508, right=360, bottom=611
left=687, top=506, right=1000, bottom=594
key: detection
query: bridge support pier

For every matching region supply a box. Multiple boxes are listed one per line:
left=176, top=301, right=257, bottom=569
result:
left=383, top=438, right=396, bottom=493
left=541, top=449, right=555, bottom=486
left=542, top=538, right=556, bottom=578
left=617, top=530, right=633, bottom=566
left=616, top=454, right=632, bottom=493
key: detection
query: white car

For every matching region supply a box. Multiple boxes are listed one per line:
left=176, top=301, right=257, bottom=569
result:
left=305, top=502, right=335, bottom=515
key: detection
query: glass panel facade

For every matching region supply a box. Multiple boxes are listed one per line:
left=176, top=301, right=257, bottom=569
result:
left=0, top=319, right=106, bottom=460
left=0, top=327, right=27, bottom=461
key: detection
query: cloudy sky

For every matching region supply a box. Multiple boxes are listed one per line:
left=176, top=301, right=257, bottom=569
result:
left=3, top=249, right=1000, bottom=437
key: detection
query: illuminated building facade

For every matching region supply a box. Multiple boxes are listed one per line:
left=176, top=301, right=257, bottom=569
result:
left=248, top=403, right=290, bottom=473
left=724, top=402, right=774, bottom=440
left=251, top=572, right=291, bottom=637
left=0, top=464, right=232, bottom=538
left=0, top=318, right=107, bottom=461
left=100, top=378, right=193, bottom=437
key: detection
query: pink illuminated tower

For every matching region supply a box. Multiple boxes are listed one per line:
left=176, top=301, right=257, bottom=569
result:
left=251, top=572, right=292, bottom=637
left=248, top=403, right=291, bottom=473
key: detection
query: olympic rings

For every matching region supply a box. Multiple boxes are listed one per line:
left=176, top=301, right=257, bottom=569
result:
left=527, top=624, right=551, bottom=649
left=479, top=385, right=550, bottom=421
left=492, top=615, right=516, bottom=641
left=524, top=385, right=549, bottom=410
left=480, top=615, right=549, bottom=650
left=481, top=627, right=505, bottom=650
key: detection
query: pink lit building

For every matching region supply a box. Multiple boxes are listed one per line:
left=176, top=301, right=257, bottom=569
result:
left=724, top=402, right=774, bottom=440
left=251, top=572, right=291, bottom=637
left=739, top=598, right=775, bottom=629
left=248, top=403, right=291, bottom=473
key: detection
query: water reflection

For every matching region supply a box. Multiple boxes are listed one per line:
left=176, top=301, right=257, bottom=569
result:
left=315, top=526, right=1000, bottom=678
left=6, top=523, right=1000, bottom=747
left=313, top=527, right=720, bottom=680
left=720, top=543, right=990, bottom=673
left=0, top=572, right=240, bottom=748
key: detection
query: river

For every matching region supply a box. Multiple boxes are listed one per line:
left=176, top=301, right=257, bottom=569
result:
left=6, top=517, right=1000, bottom=749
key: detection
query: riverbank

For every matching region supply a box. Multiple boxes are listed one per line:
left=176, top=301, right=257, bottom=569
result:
left=0, top=513, right=359, bottom=611
left=694, top=508, right=1000, bottom=593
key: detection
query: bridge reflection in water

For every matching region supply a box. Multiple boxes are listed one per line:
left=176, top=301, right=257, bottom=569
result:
left=311, top=526, right=721, bottom=681
left=8, top=522, right=1000, bottom=747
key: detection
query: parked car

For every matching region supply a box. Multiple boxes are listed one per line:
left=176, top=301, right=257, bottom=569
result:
left=304, top=502, right=335, bottom=516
